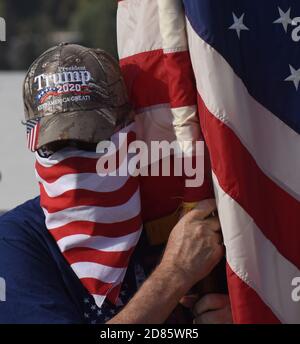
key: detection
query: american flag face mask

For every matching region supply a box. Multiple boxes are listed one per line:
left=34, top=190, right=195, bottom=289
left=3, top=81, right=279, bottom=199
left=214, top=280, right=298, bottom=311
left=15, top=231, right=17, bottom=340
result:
left=35, top=124, right=143, bottom=308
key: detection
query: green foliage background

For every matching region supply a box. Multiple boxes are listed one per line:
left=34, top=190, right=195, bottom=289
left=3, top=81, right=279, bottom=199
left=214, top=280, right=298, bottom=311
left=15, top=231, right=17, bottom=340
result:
left=0, top=0, right=118, bottom=70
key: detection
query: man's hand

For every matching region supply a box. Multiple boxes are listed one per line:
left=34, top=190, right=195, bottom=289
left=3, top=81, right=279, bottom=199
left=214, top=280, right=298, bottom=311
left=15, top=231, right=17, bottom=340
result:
left=109, top=199, right=225, bottom=324
left=193, top=294, right=233, bottom=324
left=159, top=199, right=224, bottom=290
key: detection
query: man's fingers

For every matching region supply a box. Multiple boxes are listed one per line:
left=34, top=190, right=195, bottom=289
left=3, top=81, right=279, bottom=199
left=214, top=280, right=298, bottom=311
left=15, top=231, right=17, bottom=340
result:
left=201, top=216, right=221, bottom=232
left=179, top=294, right=199, bottom=309
left=193, top=306, right=233, bottom=324
left=193, top=294, right=230, bottom=316
left=189, top=199, right=217, bottom=220
left=193, top=294, right=233, bottom=324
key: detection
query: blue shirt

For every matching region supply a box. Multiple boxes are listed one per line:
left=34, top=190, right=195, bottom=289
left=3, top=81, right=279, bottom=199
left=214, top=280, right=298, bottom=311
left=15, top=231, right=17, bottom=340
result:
left=0, top=198, right=146, bottom=324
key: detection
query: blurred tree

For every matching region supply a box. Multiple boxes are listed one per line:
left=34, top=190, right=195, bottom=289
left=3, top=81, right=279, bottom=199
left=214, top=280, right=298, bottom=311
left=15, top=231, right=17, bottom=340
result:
left=0, top=0, right=80, bottom=69
left=0, top=0, right=5, bottom=15
left=71, top=0, right=118, bottom=58
left=41, top=0, right=78, bottom=28
left=0, top=0, right=118, bottom=70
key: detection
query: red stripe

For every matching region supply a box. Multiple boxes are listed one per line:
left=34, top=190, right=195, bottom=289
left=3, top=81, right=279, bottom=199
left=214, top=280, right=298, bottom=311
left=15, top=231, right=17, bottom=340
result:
left=36, top=131, right=136, bottom=183
left=120, top=50, right=198, bottom=110
left=198, top=93, right=300, bottom=270
left=49, top=215, right=142, bottom=241
left=120, top=49, right=169, bottom=109
left=140, top=175, right=183, bottom=222
left=80, top=279, right=122, bottom=305
left=164, top=51, right=197, bottom=108
left=39, top=177, right=138, bottom=213
left=226, top=264, right=280, bottom=324
left=80, top=278, right=122, bottom=304
left=107, top=283, right=122, bottom=305
left=182, top=150, right=214, bottom=202
left=63, top=247, right=135, bottom=268
left=36, top=157, right=98, bottom=183
left=80, top=278, right=114, bottom=296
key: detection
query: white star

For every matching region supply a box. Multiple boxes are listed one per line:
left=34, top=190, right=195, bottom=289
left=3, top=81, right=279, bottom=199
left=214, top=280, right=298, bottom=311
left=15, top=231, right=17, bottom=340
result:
left=84, top=298, right=89, bottom=304
left=97, top=309, right=102, bottom=316
left=285, top=65, right=300, bottom=90
left=273, top=7, right=295, bottom=32
left=84, top=313, right=90, bottom=319
left=91, top=305, right=97, bottom=311
left=229, top=13, right=249, bottom=39
left=109, top=309, right=116, bottom=315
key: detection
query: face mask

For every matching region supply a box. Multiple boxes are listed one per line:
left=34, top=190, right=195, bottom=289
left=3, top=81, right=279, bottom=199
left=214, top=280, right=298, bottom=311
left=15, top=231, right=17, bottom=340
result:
left=35, top=124, right=142, bottom=308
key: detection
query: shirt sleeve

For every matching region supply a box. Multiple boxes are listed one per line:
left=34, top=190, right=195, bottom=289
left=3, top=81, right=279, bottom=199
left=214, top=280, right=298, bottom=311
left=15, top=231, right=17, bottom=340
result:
left=0, top=234, right=84, bottom=324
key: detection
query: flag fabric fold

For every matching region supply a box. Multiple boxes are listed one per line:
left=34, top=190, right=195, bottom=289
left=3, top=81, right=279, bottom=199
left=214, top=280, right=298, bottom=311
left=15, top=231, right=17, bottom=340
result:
left=118, top=0, right=300, bottom=323
left=117, top=0, right=213, bottom=223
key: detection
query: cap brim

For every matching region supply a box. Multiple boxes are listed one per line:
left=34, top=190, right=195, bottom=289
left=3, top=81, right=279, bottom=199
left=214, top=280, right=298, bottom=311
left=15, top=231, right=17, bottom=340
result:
left=36, top=109, right=118, bottom=150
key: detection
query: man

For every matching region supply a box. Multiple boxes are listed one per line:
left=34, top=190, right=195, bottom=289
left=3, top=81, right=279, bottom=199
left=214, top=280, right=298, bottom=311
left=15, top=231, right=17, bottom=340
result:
left=0, top=43, right=232, bottom=324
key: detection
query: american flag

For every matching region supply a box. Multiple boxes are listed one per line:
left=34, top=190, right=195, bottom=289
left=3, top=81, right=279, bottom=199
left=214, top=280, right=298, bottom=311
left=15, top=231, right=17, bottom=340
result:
left=35, top=124, right=143, bottom=308
left=36, top=87, right=58, bottom=104
left=26, top=118, right=41, bottom=152
left=117, top=0, right=212, bottom=217
left=117, top=0, right=300, bottom=323
left=81, top=263, right=145, bottom=324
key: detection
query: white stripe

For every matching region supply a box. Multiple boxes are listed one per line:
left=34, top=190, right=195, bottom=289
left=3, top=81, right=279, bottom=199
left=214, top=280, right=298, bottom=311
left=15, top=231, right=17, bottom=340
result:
left=117, top=0, right=162, bottom=59
left=44, top=189, right=141, bottom=229
left=71, top=261, right=126, bottom=284
left=135, top=105, right=201, bottom=162
left=157, top=0, right=188, bottom=52
left=32, top=126, right=37, bottom=151
left=30, top=128, right=35, bottom=152
left=36, top=171, right=130, bottom=197
left=32, top=125, right=37, bottom=152
left=57, top=228, right=142, bottom=253
left=135, top=104, right=177, bottom=144
left=92, top=294, right=106, bottom=308
left=186, top=19, right=300, bottom=201
left=92, top=293, right=122, bottom=308
left=213, top=173, right=300, bottom=324
left=172, top=106, right=202, bottom=154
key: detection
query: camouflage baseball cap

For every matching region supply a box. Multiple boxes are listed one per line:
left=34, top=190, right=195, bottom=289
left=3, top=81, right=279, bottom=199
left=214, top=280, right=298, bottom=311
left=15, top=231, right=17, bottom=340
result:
left=23, top=43, right=131, bottom=151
